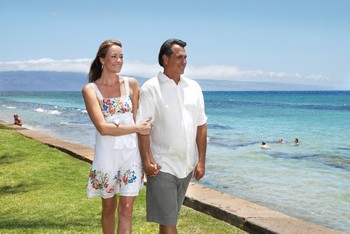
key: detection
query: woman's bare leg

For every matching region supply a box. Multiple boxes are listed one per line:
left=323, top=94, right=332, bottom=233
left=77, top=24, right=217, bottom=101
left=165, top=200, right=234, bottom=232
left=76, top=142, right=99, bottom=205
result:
left=117, top=196, right=136, bottom=234
left=102, top=195, right=117, bottom=234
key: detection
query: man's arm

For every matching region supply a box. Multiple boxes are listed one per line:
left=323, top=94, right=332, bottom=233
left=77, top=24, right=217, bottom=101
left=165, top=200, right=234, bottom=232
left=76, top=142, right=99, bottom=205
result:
left=138, top=134, right=160, bottom=177
left=193, top=123, right=207, bottom=180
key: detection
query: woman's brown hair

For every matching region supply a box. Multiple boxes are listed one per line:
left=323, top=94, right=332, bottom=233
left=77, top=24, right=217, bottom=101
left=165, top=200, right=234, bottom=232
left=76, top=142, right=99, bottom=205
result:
left=88, top=40, right=122, bottom=83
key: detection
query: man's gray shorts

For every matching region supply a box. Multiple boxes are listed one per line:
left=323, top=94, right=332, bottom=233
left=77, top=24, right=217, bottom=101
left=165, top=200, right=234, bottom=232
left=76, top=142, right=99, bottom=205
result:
left=146, top=171, right=193, bottom=226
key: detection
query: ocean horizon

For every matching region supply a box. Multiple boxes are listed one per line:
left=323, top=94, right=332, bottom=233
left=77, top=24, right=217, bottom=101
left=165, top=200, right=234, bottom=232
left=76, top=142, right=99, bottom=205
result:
left=1, top=90, right=349, bottom=233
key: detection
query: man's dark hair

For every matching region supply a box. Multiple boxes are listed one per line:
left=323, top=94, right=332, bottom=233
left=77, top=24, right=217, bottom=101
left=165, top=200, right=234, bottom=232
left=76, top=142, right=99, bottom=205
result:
left=158, top=39, right=187, bottom=67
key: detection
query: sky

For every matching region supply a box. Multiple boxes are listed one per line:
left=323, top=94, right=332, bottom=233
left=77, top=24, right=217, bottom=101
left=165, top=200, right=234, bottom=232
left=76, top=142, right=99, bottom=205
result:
left=1, top=0, right=349, bottom=90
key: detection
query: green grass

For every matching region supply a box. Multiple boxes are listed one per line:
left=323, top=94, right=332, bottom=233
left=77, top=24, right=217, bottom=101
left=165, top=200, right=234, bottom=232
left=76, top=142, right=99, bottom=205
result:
left=0, top=126, right=246, bottom=234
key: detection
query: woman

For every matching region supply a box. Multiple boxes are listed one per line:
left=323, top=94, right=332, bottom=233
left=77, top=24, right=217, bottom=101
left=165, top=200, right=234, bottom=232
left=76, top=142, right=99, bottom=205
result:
left=82, top=39, right=152, bottom=234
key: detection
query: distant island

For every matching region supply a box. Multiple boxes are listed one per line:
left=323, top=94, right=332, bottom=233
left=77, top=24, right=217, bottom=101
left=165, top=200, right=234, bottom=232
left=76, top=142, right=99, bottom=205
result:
left=0, top=71, right=335, bottom=91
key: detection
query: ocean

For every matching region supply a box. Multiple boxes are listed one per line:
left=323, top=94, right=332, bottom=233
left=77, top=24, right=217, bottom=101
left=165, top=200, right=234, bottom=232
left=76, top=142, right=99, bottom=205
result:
left=1, top=90, right=349, bottom=233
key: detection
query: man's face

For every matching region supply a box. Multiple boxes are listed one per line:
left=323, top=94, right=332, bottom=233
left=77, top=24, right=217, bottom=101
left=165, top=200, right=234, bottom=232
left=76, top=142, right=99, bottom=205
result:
left=164, top=44, right=187, bottom=75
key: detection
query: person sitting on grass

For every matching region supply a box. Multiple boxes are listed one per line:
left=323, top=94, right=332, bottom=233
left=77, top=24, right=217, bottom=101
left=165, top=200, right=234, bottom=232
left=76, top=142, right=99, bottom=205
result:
left=13, top=114, right=22, bottom=126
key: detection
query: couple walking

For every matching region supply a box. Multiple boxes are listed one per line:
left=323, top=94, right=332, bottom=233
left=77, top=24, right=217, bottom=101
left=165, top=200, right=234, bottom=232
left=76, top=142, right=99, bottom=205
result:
left=82, top=38, right=207, bottom=234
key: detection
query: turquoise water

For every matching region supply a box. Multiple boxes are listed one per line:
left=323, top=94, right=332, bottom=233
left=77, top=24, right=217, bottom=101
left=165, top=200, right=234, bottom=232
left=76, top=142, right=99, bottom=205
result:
left=1, top=90, right=349, bottom=233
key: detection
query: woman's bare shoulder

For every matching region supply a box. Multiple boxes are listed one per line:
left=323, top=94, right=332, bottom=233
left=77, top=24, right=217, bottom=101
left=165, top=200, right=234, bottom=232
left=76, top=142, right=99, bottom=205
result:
left=82, top=83, right=95, bottom=95
left=123, top=76, right=139, bottom=88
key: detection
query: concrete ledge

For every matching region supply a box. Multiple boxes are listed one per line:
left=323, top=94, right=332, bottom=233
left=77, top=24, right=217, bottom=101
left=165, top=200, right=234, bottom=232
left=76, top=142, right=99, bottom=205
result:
left=0, top=121, right=94, bottom=163
left=184, top=183, right=341, bottom=234
left=1, top=120, right=342, bottom=234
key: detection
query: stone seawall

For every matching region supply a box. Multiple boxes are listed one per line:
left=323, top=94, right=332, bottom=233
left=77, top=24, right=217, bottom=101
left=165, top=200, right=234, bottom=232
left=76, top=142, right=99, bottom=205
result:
left=1, top=120, right=342, bottom=234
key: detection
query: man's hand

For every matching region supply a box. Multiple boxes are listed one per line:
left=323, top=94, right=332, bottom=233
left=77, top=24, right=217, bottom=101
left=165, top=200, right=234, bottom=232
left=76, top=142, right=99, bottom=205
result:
left=193, top=162, right=205, bottom=181
left=144, top=161, right=161, bottom=177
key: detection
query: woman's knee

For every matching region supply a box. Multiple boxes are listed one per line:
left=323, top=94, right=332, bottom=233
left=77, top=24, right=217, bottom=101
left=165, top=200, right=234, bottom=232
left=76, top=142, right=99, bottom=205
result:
left=102, top=197, right=117, bottom=215
left=118, top=198, right=135, bottom=218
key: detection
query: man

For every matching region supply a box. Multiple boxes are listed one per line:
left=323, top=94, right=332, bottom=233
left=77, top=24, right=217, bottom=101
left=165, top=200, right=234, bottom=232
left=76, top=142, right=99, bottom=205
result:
left=137, top=39, right=207, bottom=234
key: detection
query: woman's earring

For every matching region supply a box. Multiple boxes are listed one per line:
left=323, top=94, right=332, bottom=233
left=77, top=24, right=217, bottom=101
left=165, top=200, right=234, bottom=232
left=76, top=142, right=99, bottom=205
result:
left=101, top=64, right=104, bottom=70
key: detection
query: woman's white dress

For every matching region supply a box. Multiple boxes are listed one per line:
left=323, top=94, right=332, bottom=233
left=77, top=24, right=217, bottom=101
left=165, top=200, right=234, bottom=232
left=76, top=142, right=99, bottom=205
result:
left=86, top=77, right=143, bottom=198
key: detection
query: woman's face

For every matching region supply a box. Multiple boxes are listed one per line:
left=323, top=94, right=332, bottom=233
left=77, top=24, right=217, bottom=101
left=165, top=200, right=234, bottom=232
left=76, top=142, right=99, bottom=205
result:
left=101, top=45, right=123, bottom=73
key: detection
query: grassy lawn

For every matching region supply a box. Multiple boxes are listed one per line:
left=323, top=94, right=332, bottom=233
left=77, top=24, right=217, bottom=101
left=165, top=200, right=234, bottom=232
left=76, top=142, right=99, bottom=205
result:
left=0, top=125, right=246, bottom=234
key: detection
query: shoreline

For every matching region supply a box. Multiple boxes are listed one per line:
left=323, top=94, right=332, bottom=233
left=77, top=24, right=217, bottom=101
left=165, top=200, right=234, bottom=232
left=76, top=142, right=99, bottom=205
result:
left=1, top=120, right=342, bottom=234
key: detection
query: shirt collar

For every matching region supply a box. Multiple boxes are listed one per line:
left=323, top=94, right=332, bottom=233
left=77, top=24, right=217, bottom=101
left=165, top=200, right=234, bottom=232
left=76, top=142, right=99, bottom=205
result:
left=158, top=71, right=184, bottom=85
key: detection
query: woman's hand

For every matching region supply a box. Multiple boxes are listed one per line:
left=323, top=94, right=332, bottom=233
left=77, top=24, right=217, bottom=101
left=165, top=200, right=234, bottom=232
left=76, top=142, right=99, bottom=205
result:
left=136, top=117, right=152, bottom=135
left=144, top=162, right=160, bottom=177
left=147, top=150, right=161, bottom=177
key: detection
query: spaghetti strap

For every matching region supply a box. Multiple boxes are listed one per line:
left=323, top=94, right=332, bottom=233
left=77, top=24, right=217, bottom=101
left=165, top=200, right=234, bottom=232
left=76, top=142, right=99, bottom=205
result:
left=124, top=77, right=130, bottom=96
left=90, top=83, right=104, bottom=99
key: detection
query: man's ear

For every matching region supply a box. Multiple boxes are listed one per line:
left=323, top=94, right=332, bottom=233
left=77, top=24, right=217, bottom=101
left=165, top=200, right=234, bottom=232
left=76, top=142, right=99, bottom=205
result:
left=162, top=55, right=168, bottom=66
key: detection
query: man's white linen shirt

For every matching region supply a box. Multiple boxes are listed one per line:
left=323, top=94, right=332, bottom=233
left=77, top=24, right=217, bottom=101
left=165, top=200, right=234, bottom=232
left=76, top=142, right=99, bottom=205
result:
left=137, top=72, right=207, bottom=178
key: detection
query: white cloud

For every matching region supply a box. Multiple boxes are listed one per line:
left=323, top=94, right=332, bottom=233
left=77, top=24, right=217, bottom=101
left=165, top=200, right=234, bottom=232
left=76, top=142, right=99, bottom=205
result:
left=0, top=58, right=330, bottom=84
left=122, top=61, right=160, bottom=78
left=0, top=58, right=91, bottom=73
left=186, top=65, right=330, bottom=83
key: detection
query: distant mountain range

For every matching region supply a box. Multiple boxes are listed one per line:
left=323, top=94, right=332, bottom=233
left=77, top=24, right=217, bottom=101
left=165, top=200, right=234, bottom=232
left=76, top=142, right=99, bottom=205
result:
left=0, top=71, right=334, bottom=91
left=0, top=71, right=88, bottom=91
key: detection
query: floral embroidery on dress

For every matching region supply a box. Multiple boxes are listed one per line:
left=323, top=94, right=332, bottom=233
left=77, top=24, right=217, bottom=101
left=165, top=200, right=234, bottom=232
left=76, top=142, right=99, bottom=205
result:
left=89, top=170, right=110, bottom=190
left=122, top=169, right=137, bottom=185
left=89, top=168, right=138, bottom=194
left=99, top=96, right=132, bottom=118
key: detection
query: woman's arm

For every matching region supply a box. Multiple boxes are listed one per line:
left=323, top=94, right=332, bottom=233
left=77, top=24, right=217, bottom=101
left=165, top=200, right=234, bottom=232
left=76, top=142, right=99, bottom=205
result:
left=82, top=83, right=151, bottom=136
left=128, top=77, right=140, bottom=121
